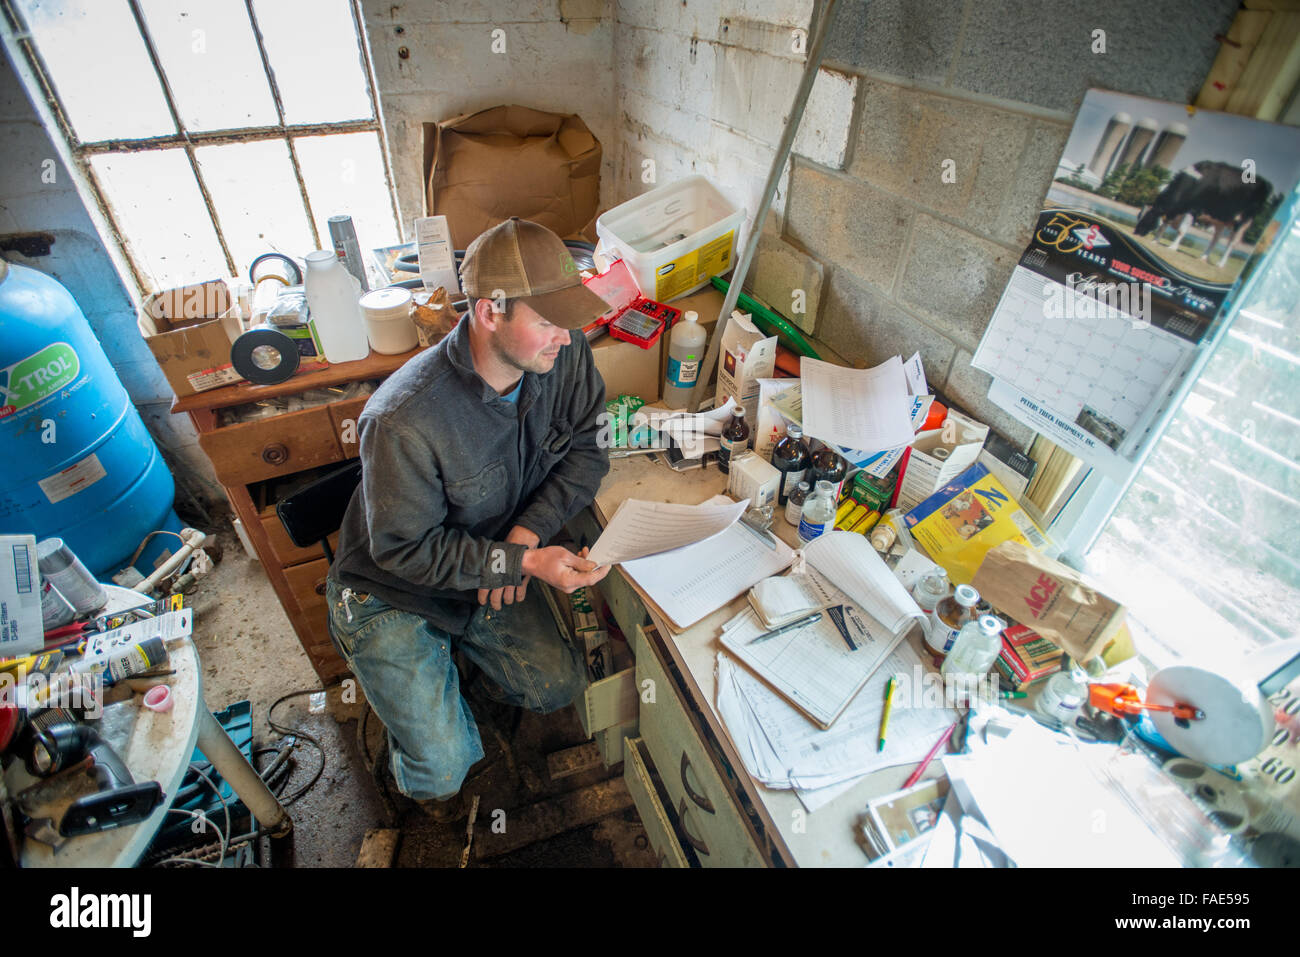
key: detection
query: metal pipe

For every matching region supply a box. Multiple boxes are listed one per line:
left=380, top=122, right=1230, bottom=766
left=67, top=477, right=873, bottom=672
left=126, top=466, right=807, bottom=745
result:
left=686, top=0, right=839, bottom=412
left=196, top=707, right=293, bottom=838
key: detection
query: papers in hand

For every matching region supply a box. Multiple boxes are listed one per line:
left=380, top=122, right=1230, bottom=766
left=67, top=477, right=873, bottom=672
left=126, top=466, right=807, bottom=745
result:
left=800, top=356, right=915, bottom=452
left=585, top=497, right=749, bottom=566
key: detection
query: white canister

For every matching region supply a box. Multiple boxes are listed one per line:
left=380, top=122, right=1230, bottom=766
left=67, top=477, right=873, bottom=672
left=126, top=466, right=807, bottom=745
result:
left=359, top=287, right=417, bottom=355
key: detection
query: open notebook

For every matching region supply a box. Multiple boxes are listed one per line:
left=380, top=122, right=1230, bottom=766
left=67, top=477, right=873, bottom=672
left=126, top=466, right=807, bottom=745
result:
left=719, top=531, right=924, bottom=729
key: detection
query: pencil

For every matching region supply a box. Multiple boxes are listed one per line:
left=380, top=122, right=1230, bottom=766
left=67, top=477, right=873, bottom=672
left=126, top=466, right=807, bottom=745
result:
left=878, top=675, right=898, bottom=752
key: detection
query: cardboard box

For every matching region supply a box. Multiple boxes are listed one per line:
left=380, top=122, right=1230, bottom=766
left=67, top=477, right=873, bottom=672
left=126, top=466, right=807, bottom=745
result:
left=715, top=310, right=776, bottom=424
left=137, top=279, right=244, bottom=398
left=592, top=333, right=661, bottom=404
left=897, top=409, right=989, bottom=512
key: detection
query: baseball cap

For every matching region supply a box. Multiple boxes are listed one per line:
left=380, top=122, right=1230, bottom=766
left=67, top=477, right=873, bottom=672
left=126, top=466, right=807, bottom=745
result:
left=460, top=217, right=609, bottom=330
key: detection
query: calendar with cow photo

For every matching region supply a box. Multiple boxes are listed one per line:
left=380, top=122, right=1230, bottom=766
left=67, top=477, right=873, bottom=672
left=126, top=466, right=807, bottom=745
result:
left=973, top=89, right=1300, bottom=481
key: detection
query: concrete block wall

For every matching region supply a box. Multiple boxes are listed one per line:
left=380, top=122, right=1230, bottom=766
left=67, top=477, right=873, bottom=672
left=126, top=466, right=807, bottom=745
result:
left=613, top=0, right=1241, bottom=447
left=0, top=54, right=222, bottom=504
left=360, top=0, right=620, bottom=236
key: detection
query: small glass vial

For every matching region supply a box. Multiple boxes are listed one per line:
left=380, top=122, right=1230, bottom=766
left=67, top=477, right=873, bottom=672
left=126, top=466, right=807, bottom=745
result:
left=1037, top=671, right=1088, bottom=724
left=784, top=480, right=810, bottom=526
left=798, top=480, right=836, bottom=543
left=718, top=406, right=751, bottom=474
left=926, top=583, right=980, bottom=661
left=911, top=568, right=950, bottom=617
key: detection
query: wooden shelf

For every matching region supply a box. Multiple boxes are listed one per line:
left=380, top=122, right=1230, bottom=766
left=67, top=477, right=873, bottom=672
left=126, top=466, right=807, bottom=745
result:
left=170, top=347, right=424, bottom=415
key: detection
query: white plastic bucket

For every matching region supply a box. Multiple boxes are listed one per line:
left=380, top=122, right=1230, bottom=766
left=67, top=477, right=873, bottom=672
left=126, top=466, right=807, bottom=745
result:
left=596, top=175, right=745, bottom=302
left=360, top=287, right=416, bottom=355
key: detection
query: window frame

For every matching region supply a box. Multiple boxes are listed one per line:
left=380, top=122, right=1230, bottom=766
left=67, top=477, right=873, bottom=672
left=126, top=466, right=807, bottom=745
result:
left=0, top=0, right=400, bottom=298
left=1052, top=191, right=1300, bottom=611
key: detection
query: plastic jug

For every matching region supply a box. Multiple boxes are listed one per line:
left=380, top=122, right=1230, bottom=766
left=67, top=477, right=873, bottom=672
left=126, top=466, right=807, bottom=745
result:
left=305, top=250, right=368, bottom=362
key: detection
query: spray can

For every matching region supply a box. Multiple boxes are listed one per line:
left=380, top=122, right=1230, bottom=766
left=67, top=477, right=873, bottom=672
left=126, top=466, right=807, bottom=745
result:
left=73, top=635, right=169, bottom=685
left=328, top=214, right=369, bottom=292
left=36, top=539, right=107, bottom=615
left=40, top=579, right=76, bottom=630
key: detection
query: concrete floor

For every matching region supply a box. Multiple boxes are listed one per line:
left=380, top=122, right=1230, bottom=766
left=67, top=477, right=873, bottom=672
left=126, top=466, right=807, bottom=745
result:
left=183, top=528, right=658, bottom=868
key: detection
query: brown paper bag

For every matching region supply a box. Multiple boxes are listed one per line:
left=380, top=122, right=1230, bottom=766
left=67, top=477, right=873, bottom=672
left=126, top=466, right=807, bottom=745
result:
left=425, top=105, right=602, bottom=249
left=970, top=541, right=1126, bottom=662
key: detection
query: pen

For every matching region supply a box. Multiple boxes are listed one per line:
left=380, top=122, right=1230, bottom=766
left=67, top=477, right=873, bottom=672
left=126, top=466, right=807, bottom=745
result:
left=746, top=611, right=823, bottom=645
left=999, top=690, right=1026, bottom=699
left=902, top=719, right=960, bottom=789
left=878, top=675, right=898, bottom=752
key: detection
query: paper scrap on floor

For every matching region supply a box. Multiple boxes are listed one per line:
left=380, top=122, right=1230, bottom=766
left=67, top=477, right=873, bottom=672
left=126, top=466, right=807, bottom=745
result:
left=800, top=356, right=915, bottom=452
left=587, top=497, right=748, bottom=566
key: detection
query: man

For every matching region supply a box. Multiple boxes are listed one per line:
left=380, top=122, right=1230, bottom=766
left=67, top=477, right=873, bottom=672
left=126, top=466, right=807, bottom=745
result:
left=326, top=217, right=612, bottom=816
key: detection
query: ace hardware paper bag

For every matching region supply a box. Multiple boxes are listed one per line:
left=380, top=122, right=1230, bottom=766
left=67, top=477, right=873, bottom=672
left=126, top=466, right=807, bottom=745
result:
left=971, top=540, right=1126, bottom=662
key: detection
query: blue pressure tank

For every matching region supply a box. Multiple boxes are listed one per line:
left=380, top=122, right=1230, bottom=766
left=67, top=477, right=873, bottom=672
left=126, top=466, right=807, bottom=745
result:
left=0, top=259, right=182, bottom=578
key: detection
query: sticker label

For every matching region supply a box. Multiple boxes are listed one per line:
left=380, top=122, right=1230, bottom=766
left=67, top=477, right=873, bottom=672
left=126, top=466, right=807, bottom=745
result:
left=654, top=230, right=734, bottom=301
left=39, top=452, right=107, bottom=505
left=0, top=342, right=80, bottom=419
left=186, top=363, right=243, bottom=392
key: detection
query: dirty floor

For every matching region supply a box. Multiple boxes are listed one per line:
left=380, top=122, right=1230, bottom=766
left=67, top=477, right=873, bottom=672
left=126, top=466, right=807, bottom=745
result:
left=182, top=529, right=657, bottom=868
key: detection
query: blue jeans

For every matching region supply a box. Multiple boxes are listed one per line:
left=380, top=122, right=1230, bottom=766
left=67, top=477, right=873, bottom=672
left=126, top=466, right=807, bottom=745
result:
left=325, top=579, right=586, bottom=800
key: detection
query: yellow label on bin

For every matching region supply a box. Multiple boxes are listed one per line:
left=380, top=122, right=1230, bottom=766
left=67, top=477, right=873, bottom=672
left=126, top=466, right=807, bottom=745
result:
left=653, top=230, right=734, bottom=301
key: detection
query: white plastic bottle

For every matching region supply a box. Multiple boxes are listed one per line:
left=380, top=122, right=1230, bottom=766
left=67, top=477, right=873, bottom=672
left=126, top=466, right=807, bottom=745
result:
left=798, top=480, right=836, bottom=543
left=941, top=615, right=1004, bottom=697
left=305, top=249, right=369, bottom=362
left=662, top=311, right=707, bottom=409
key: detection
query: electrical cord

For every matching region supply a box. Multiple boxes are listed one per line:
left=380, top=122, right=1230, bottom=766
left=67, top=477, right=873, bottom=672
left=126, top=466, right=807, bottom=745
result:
left=267, top=689, right=327, bottom=806
left=156, top=762, right=230, bottom=867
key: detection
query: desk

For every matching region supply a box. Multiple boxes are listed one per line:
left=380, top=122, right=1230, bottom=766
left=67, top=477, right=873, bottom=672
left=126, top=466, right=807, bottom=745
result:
left=579, top=455, right=943, bottom=867
left=5, top=587, right=290, bottom=866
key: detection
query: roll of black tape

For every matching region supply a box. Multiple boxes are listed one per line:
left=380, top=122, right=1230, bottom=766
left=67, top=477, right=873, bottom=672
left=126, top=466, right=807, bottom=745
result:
left=231, top=326, right=301, bottom=385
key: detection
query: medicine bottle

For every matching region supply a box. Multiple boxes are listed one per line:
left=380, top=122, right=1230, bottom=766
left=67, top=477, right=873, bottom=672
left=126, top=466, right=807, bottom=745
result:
left=798, top=480, right=836, bottom=544
left=771, top=424, right=810, bottom=506
left=718, top=406, right=750, bottom=474
left=784, top=480, right=810, bottom=526
left=926, top=583, right=980, bottom=661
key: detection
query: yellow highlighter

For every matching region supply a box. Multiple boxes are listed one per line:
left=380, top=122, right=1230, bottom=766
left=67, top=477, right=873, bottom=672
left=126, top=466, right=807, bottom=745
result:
left=878, top=675, right=898, bottom=752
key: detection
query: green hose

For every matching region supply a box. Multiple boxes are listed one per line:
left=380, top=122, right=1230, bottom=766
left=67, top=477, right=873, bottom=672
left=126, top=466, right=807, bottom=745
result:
left=709, top=275, right=821, bottom=359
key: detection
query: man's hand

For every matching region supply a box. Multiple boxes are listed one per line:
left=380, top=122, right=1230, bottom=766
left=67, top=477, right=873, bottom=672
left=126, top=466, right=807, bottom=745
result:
left=520, top=545, right=610, bottom=596
left=478, top=525, right=541, bottom=611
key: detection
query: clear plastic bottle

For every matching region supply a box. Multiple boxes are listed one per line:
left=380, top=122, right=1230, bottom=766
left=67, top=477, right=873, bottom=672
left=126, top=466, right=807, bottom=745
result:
left=784, top=480, right=810, bottom=526
left=305, top=249, right=369, bottom=363
left=798, top=480, right=836, bottom=543
left=926, top=583, right=980, bottom=660
left=662, top=311, right=707, bottom=409
left=941, top=615, right=1004, bottom=696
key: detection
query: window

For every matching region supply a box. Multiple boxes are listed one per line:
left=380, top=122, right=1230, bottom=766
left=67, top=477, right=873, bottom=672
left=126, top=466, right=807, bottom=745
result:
left=5, top=0, right=399, bottom=294
left=1074, top=200, right=1300, bottom=665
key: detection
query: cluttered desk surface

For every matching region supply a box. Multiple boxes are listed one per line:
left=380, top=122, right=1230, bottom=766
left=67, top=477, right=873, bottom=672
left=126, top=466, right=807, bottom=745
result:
left=593, top=455, right=952, bottom=867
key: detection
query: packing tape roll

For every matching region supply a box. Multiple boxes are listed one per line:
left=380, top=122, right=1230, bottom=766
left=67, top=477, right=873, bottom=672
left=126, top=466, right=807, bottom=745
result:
left=231, top=325, right=300, bottom=385
left=1162, top=757, right=1250, bottom=833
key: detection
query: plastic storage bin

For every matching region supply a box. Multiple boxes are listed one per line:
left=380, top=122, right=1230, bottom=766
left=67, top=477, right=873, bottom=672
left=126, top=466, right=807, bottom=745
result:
left=596, top=176, right=745, bottom=302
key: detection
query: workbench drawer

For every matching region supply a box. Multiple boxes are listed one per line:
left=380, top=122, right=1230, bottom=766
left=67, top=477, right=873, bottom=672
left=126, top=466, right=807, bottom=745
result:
left=283, top=557, right=331, bottom=610
left=329, top=397, right=370, bottom=459
left=624, top=737, right=691, bottom=868
left=634, top=624, right=764, bottom=867
left=579, top=667, right=638, bottom=738
left=565, top=507, right=649, bottom=641
left=259, top=509, right=338, bottom=566
left=199, top=405, right=342, bottom=486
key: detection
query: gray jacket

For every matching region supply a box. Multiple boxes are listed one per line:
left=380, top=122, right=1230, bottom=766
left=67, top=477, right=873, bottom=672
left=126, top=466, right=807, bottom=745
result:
left=330, top=316, right=609, bottom=634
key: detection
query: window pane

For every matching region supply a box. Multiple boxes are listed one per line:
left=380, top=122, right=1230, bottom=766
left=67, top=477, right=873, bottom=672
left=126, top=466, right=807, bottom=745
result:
left=138, top=0, right=278, bottom=132
left=253, top=0, right=372, bottom=124
left=1087, top=212, right=1300, bottom=663
left=90, top=150, right=228, bottom=291
left=15, top=0, right=174, bottom=141
left=195, top=140, right=315, bottom=276
left=293, top=132, right=398, bottom=252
